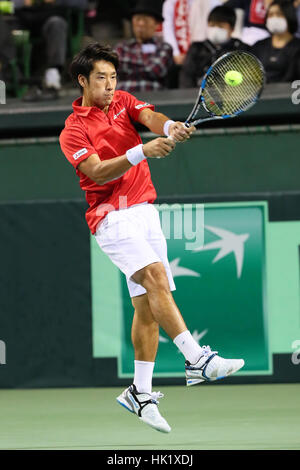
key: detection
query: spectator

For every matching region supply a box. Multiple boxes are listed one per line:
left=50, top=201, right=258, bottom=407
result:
left=115, top=0, right=173, bottom=92
left=13, top=0, right=87, bottom=100
left=189, top=0, right=222, bottom=42
left=162, top=0, right=221, bottom=66
left=13, top=0, right=68, bottom=99
left=162, top=0, right=193, bottom=66
left=225, top=0, right=270, bottom=44
left=0, top=14, right=16, bottom=82
left=180, top=5, right=249, bottom=88
left=264, top=0, right=299, bottom=21
left=162, top=0, right=221, bottom=88
left=252, top=0, right=300, bottom=82
left=268, top=0, right=300, bottom=38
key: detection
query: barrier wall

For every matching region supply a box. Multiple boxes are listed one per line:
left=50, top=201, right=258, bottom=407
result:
left=1, top=126, right=300, bottom=201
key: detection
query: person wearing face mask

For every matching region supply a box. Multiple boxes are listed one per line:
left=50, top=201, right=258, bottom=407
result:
left=252, top=0, right=300, bottom=82
left=225, top=0, right=270, bottom=45
left=179, top=5, right=250, bottom=88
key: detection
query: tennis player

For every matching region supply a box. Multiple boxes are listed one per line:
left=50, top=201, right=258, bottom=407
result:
left=60, top=43, right=244, bottom=434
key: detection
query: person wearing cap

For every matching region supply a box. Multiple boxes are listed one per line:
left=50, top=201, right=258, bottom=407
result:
left=115, top=0, right=173, bottom=92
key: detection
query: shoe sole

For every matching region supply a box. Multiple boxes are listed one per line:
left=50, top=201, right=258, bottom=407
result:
left=140, top=416, right=171, bottom=433
left=186, top=359, right=245, bottom=386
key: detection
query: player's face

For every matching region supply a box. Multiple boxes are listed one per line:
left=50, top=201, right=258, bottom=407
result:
left=132, top=14, right=158, bottom=42
left=80, top=60, right=117, bottom=109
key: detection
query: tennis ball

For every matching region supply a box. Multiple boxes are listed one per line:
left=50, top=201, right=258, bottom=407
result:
left=225, top=70, right=243, bottom=86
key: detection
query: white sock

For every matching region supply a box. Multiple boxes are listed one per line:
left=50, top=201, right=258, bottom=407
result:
left=133, top=360, right=155, bottom=394
left=173, top=330, right=203, bottom=364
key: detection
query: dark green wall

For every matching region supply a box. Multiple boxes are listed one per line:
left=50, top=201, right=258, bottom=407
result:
left=0, top=201, right=93, bottom=387
left=148, top=129, right=300, bottom=195
left=1, top=127, right=300, bottom=203
left=0, top=141, right=82, bottom=201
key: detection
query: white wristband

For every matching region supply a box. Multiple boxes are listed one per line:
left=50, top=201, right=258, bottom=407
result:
left=163, top=120, right=175, bottom=137
left=126, top=144, right=146, bottom=166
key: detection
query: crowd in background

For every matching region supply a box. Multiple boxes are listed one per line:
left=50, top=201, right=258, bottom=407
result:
left=0, top=0, right=300, bottom=101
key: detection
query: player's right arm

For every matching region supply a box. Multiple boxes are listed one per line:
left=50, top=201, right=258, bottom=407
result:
left=78, top=138, right=175, bottom=185
left=60, top=123, right=175, bottom=186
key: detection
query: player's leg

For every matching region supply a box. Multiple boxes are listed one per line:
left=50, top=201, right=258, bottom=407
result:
left=117, top=293, right=171, bottom=433
left=133, top=263, right=187, bottom=340
left=131, top=293, right=159, bottom=362
left=132, top=262, right=203, bottom=359
left=133, top=262, right=244, bottom=385
left=131, top=293, right=159, bottom=392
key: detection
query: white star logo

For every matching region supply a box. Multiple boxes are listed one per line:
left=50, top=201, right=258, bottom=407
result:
left=170, top=258, right=200, bottom=278
left=192, top=329, right=208, bottom=343
left=193, top=225, right=249, bottom=278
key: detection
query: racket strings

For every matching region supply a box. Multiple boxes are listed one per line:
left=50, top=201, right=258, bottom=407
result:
left=203, top=52, right=264, bottom=116
left=217, top=56, right=262, bottom=111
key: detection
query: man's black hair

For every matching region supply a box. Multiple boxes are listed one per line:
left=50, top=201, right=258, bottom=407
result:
left=267, top=0, right=298, bottom=34
left=208, top=5, right=236, bottom=30
left=69, top=42, right=119, bottom=92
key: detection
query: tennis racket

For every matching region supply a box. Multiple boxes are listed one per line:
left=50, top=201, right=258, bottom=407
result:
left=184, top=50, right=265, bottom=128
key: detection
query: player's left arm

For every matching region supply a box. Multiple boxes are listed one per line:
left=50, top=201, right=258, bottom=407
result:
left=138, top=108, right=195, bottom=142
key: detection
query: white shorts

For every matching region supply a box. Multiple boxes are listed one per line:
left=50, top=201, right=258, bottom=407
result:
left=94, top=203, right=176, bottom=298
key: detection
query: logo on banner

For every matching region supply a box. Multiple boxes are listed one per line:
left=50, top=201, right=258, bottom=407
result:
left=118, top=203, right=268, bottom=376
left=193, top=225, right=249, bottom=278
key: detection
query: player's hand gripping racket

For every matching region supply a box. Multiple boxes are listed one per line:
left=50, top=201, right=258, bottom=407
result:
left=184, top=50, right=265, bottom=128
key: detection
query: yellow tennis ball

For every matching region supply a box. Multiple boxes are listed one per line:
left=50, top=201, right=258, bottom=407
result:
left=225, top=70, right=243, bottom=86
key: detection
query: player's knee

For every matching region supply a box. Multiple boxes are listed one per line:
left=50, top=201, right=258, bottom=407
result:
left=139, top=262, right=170, bottom=293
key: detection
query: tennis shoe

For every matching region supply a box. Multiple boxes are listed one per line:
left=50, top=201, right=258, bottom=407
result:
left=185, top=345, right=245, bottom=386
left=116, top=384, right=171, bottom=433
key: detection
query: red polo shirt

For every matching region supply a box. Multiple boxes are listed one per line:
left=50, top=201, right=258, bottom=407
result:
left=59, top=91, right=157, bottom=234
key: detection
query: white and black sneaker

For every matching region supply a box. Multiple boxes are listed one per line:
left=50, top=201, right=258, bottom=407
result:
left=116, top=384, right=171, bottom=433
left=185, top=345, right=245, bottom=386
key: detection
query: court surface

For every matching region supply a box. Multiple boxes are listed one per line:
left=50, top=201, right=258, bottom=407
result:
left=0, top=383, right=299, bottom=450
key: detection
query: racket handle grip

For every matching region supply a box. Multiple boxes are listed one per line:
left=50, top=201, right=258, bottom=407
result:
left=167, top=123, right=190, bottom=141
left=155, top=137, right=172, bottom=159
left=156, top=135, right=174, bottom=159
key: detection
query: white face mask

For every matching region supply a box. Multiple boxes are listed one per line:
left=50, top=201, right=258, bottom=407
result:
left=266, top=17, right=288, bottom=34
left=207, top=26, right=230, bottom=45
